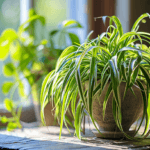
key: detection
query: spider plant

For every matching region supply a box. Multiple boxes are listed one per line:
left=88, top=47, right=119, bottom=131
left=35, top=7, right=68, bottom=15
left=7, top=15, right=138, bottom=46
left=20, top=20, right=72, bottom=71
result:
left=41, top=13, right=150, bottom=140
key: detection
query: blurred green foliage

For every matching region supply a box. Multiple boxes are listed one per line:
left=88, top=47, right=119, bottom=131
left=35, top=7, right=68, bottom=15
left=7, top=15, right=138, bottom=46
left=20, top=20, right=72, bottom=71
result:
left=0, top=99, right=22, bottom=131
left=0, top=9, right=82, bottom=131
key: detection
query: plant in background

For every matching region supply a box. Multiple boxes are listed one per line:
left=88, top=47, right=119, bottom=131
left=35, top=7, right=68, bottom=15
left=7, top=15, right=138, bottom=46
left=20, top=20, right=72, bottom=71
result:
left=0, top=9, right=82, bottom=130
left=41, top=13, right=150, bottom=140
left=0, top=99, right=22, bottom=131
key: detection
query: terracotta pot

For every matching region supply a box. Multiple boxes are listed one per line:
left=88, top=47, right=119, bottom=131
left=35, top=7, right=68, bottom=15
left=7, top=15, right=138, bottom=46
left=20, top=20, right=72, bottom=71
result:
left=44, top=100, right=76, bottom=127
left=89, top=82, right=143, bottom=138
left=44, top=101, right=59, bottom=126
left=33, top=84, right=77, bottom=127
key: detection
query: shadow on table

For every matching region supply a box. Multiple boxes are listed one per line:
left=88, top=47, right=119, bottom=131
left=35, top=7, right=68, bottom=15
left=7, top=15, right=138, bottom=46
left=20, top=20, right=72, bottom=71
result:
left=0, top=125, right=150, bottom=150
left=0, top=132, right=108, bottom=150
left=42, top=126, right=95, bottom=138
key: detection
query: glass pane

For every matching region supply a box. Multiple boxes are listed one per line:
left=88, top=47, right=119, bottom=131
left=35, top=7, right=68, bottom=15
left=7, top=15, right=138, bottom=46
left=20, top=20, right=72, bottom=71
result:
left=0, top=0, right=20, bottom=104
left=34, top=0, right=68, bottom=48
left=0, top=0, right=20, bottom=32
left=35, top=0, right=67, bottom=36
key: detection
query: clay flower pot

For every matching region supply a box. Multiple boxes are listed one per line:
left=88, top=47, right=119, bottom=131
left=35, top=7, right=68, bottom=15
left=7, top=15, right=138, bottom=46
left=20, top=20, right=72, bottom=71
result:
left=92, top=82, right=143, bottom=138
left=44, top=100, right=77, bottom=127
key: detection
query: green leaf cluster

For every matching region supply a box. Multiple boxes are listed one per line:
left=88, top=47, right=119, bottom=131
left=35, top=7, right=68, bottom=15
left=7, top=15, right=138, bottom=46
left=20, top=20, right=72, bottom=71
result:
left=0, top=99, right=22, bottom=131
left=41, top=13, right=150, bottom=140
left=0, top=8, right=82, bottom=131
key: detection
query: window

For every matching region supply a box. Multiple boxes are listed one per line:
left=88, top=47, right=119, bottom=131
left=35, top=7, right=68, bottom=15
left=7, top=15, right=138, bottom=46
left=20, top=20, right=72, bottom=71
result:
left=0, top=0, right=88, bottom=123
left=34, top=0, right=88, bottom=44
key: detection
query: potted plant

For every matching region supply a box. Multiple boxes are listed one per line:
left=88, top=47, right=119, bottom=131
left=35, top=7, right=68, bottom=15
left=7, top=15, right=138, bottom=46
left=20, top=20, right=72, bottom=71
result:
left=41, top=13, right=150, bottom=140
left=0, top=9, right=82, bottom=129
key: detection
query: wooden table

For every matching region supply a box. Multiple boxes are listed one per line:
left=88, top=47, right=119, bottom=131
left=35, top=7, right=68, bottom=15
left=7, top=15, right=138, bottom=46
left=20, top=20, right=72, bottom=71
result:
left=0, top=123, right=150, bottom=150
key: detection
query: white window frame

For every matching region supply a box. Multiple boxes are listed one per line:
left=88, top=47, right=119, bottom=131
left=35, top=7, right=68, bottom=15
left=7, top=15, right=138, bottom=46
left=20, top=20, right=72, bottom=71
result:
left=116, top=0, right=130, bottom=33
left=20, top=0, right=33, bottom=24
left=67, top=0, right=88, bottom=43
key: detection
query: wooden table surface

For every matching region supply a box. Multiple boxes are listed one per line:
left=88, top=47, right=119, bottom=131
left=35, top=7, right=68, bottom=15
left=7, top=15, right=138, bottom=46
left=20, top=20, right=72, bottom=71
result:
left=0, top=123, right=150, bottom=150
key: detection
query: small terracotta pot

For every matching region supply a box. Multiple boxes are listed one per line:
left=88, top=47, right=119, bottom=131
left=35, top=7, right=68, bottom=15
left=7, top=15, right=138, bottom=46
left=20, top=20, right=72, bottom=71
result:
left=44, top=101, right=59, bottom=126
left=44, top=100, right=76, bottom=127
left=88, top=82, right=143, bottom=138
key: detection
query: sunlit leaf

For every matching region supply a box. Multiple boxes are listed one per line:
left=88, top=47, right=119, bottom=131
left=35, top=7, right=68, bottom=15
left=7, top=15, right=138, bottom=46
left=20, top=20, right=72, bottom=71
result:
left=19, top=15, right=46, bottom=35
left=0, top=116, right=8, bottom=124
left=0, top=44, right=10, bottom=60
left=7, top=122, right=18, bottom=131
left=85, top=30, right=94, bottom=42
left=32, top=62, right=42, bottom=71
left=74, top=102, right=82, bottom=139
left=142, top=19, right=146, bottom=23
left=40, top=39, right=48, bottom=45
left=131, top=13, right=150, bottom=31
left=103, top=83, right=112, bottom=120
left=1, top=29, right=18, bottom=41
left=10, top=42, right=21, bottom=61
left=68, top=33, right=80, bottom=45
left=29, top=8, right=36, bottom=17
left=18, top=82, right=26, bottom=98
left=2, top=82, right=14, bottom=94
left=4, top=98, right=14, bottom=112
left=3, top=63, right=16, bottom=77
left=62, top=20, right=82, bottom=28
left=49, top=30, right=59, bottom=36
left=0, top=36, right=11, bottom=60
